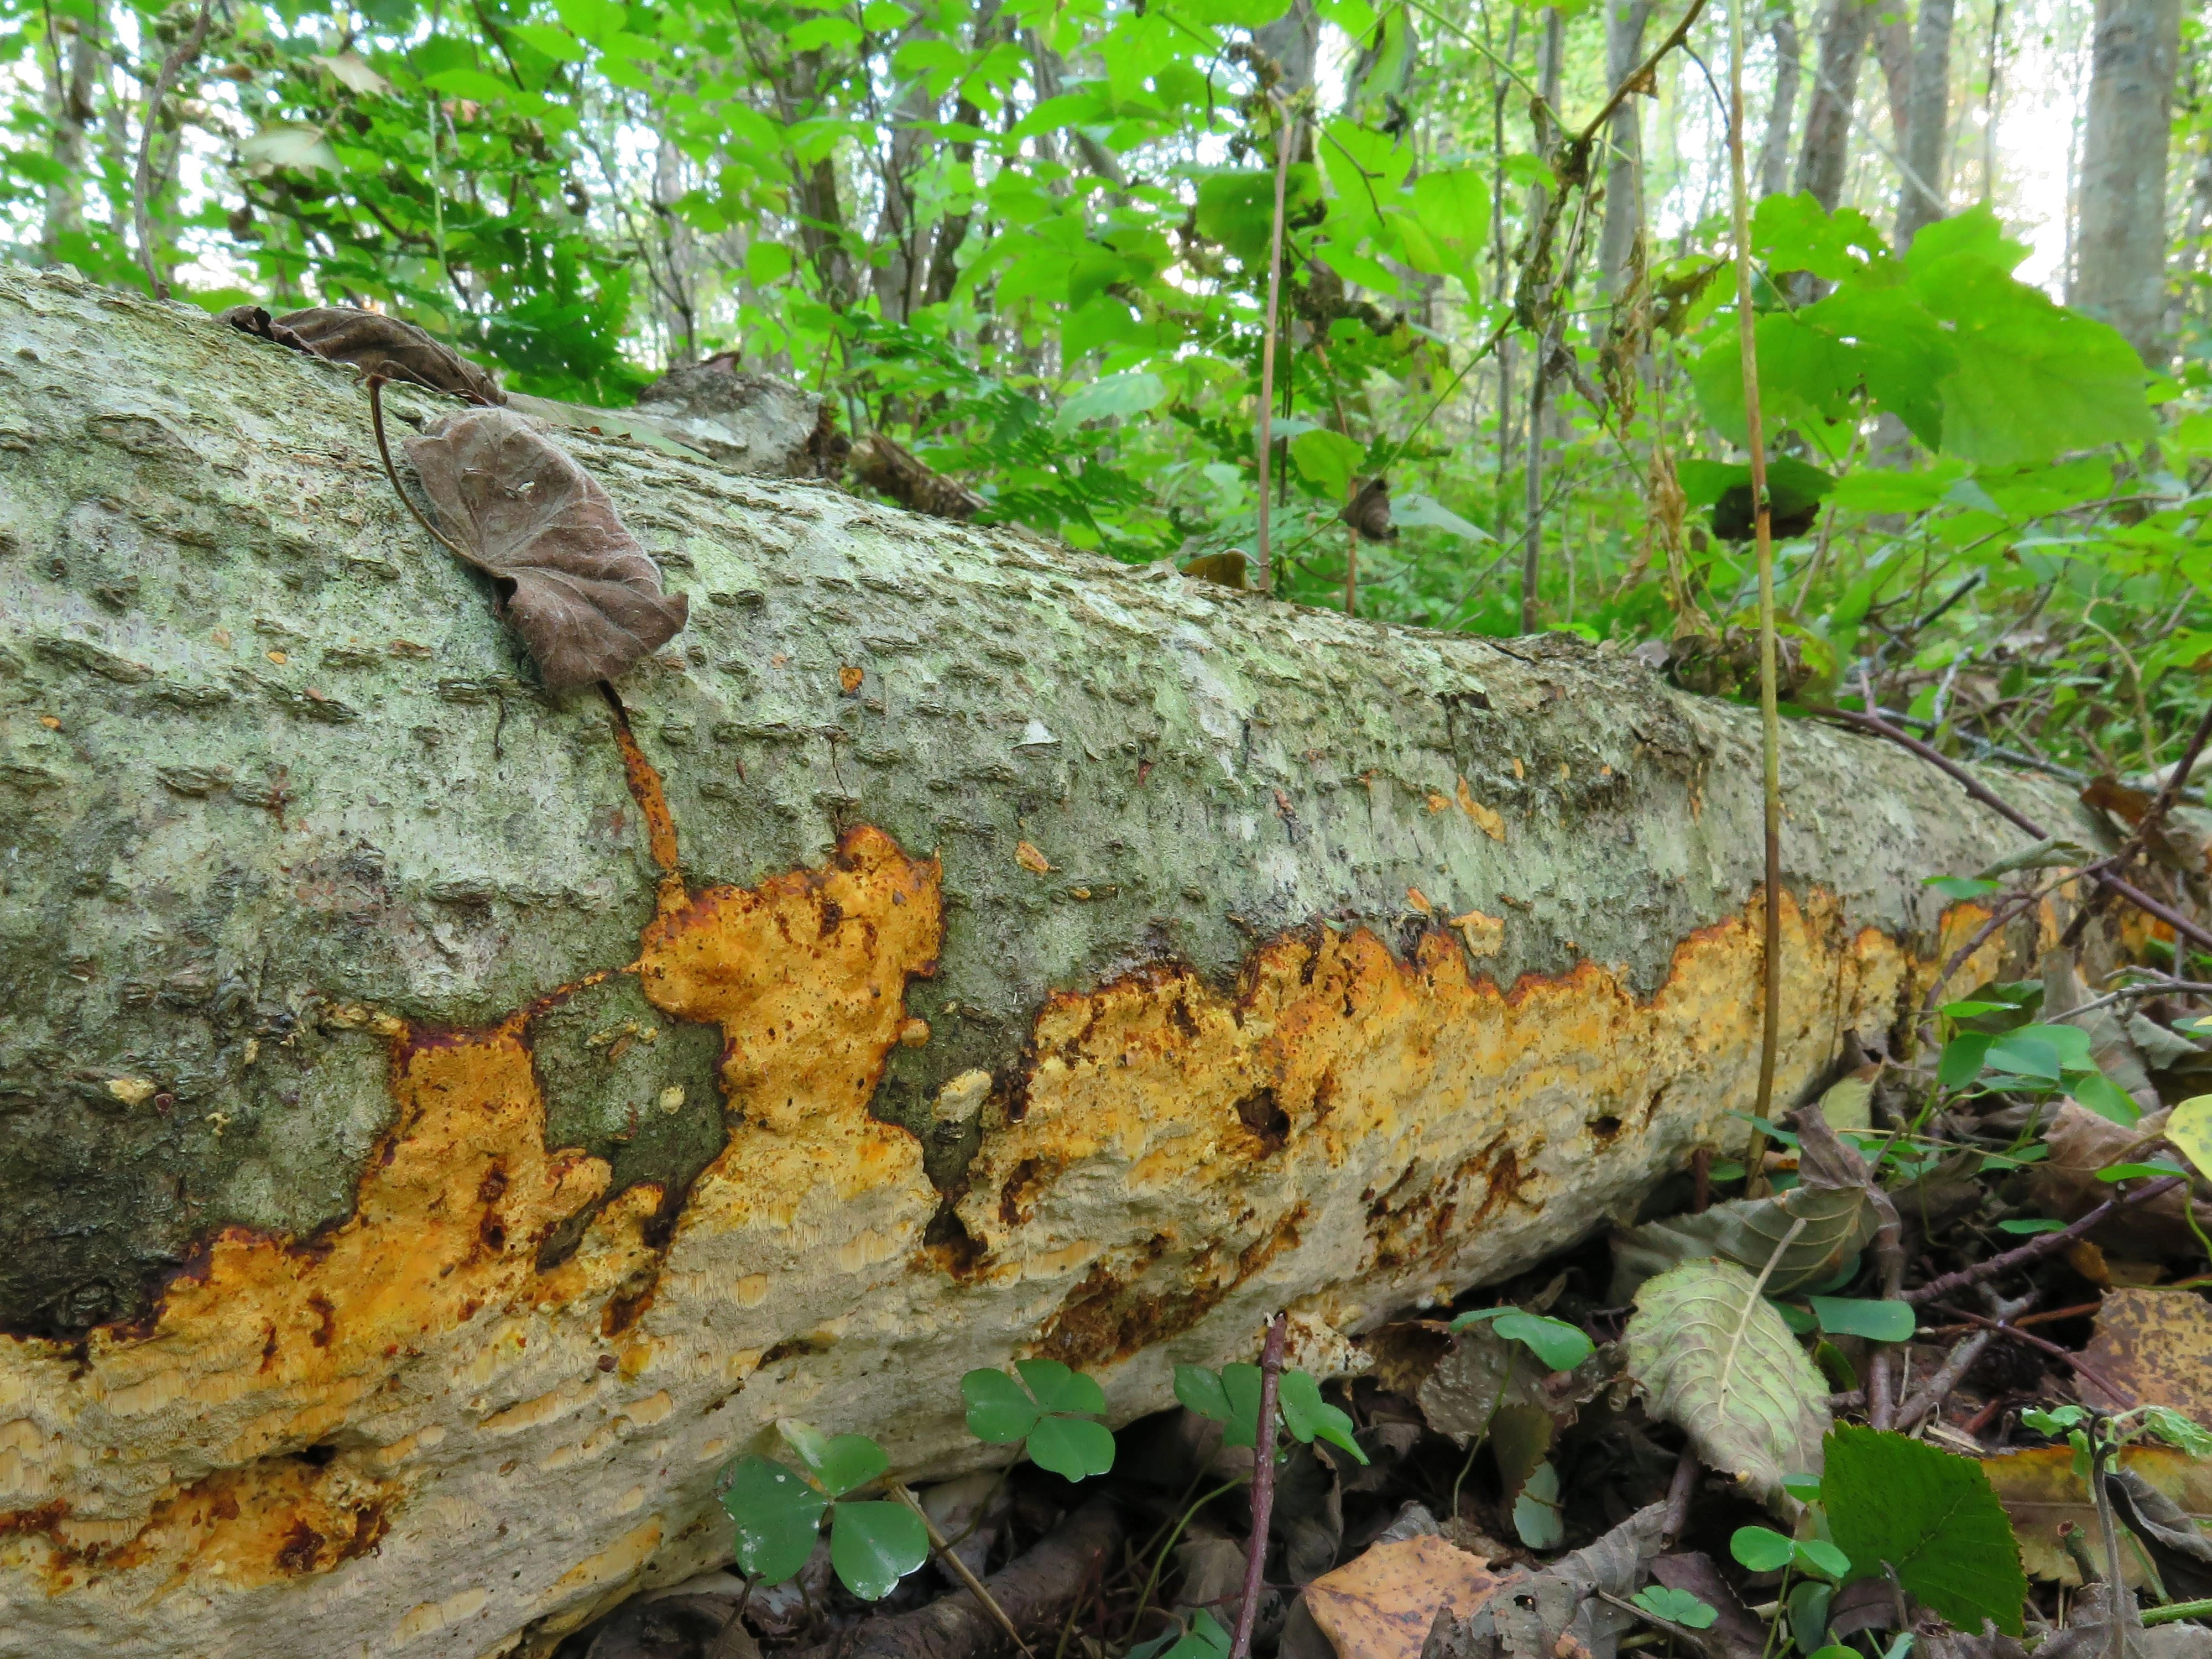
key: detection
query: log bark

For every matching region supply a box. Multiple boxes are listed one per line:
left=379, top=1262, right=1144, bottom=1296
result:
left=0, top=267, right=2100, bottom=1658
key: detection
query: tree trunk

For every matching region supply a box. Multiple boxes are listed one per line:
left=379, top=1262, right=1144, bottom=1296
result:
left=2069, top=0, right=2183, bottom=364
left=1895, top=0, right=1958, bottom=246
left=39, top=11, right=102, bottom=265
left=1598, top=0, right=1657, bottom=301
left=1759, top=0, right=1803, bottom=199
left=0, top=269, right=2100, bottom=1657
left=1796, top=0, right=1879, bottom=210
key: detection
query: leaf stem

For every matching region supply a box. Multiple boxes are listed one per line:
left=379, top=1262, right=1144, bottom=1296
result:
left=1126, top=1478, right=1243, bottom=1644
left=1724, top=0, right=1784, bottom=1194
left=366, top=376, right=472, bottom=566
left=888, top=1478, right=1036, bottom=1659
left=1254, top=97, right=1297, bottom=596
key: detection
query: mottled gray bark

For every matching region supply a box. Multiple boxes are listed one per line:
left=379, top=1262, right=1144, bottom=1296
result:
left=1759, top=0, right=1802, bottom=199
left=1598, top=0, right=1657, bottom=301
left=0, top=268, right=2107, bottom=1659
left=1895, top=0, right=1958, bottom=246
left=1796, top=0, right=1878, bottom=210
left=2070, top=0, right=2183, bottom=364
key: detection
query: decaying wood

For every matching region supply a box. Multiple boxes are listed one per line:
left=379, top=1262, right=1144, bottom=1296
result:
left=851, top=431, right=989, bottom=520
left=0, top=268, right=2137, bottom=1658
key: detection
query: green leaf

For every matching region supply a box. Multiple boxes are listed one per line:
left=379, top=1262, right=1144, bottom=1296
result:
left=1634, top=1585, right=1719, bottom=1629
left=1016, top=1359, right=1108, bottom=1416
left=787, top=14, right=864, bottom=51
left=721, top=1455, right=827, bottom=1585
left=1611, top=1172, right=1877, bottom=1301
left=962, top=1369, right=1044, bottom=1443
left=779, top=1420, right=888, bottom=1498
left=1808, top=1298, right=1916, bottom=1342
left=1408, top=169, right=1489, bottom=255
left=1752, top=194, right=1887, bottom=280
left=2065, top=1071, right=2142, bottom=1126
left=2139, top=1405, right=2212, bottom=1459
left=1195, top=168, right=1319, bottom=266
left=1139, top=1608, right=1234, bottom=1659
left=1625, top=1259, right=1832, bottom=1512
left=1823, top=1424, right=2027, bottom=1636
left=1984, top=1023, right=2092, bottom=1082
left=1392, top=493, right=1490, bottom=540
left=1938, top=1031, right=1994, bottom=1087
left=1025, top=1414, right=1118, bottom=1480
left=828, top=1500, right=929, bottom=1600
left=1926, top=876, right=2001, bottom=901
left=1174, top=1364, right=1232, bottom=1423
left=1731, top=1524, right=1796, bottom=1572
left=1277, top=1369, right=1369, bottom=1462
left=1996, top=1217, right=2065, bottom=1234
left=1290, top=428, right=1363, bottom=499
left=1512, top=1459, right=1564, bottom=1548
left=1794, top=1538, right=1853, bottom=1579
left=1055, top=371, right=1167, bottom=434
left=1494, top=1312, right=1595, bottom=1371
left=1910, top=254, right=2154, bottom=465
left=1219, top=1363, right=1264, bottom=1448
left=2096, top=1160, right=2190, bottom=1182
left=510, top=22, right=589, bottom=61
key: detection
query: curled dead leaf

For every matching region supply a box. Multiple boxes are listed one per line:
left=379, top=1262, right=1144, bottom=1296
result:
left=221, top=304, right=504, bottom=404
left=402, top=408, right=687, bottom=690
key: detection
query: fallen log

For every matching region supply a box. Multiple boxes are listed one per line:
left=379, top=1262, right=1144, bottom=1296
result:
left=0, top=265, right=2099, bottom=1657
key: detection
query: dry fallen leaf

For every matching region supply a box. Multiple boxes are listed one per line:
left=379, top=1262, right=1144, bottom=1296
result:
left=839, top=665, right=864, bottom=695
left=2078, top=1287, right=2212, bottom=1425
left=1982, top=1443, right=2212, bottom=1585
left=403, top=408, right=688, bottom=690
left=2031, top=1103, right=2210, bottom=1256
left=1304, top=1533, right=1500, bottom=1659
left=1015, top=840, right=1052, bottom=874
left=221, top=304, right=505, bottom=404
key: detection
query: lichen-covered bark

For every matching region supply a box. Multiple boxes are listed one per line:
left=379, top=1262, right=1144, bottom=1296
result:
left=0, top=268, right=2096, bottom=1657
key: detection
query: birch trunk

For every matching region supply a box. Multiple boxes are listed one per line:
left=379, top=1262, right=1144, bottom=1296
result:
left=0, top=269, right=2101, bottom=1658
left=2070, top=0, right=2183, bottom=364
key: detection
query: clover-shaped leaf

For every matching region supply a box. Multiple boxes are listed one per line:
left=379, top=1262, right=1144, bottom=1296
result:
left=1278, top=1369, right=1369, bottom=1463
left=962, top=1362, right=1117, bottom=1480
left=721, top=1454, right=828, bottom=1585
left=830, top=1500, right=930, bottom=1600
left=1174, top=1364, right=1367, bottom=1463
left=779, top=1418, right=889, bottom=1497
left=1633, top=1586, right=1718, bottom=1629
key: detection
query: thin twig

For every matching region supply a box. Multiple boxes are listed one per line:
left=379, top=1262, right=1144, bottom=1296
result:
left=1927, top=1304, right=2131, bottom=1404
left=1253, top=98, right=1296, bottom=596
left=1725, top=0, right=1785, bottom=1194
left=1905, top=1177, right=2187, bottom=1306
left=1818, top=704, right=2212, bottom=953
left=1228, top=1313, right=1290, bottom=1659
left=1660, top=1442, right=1700, bottom=1545
left=133, top=0, right=217, bottom=301
left=1895, top=1290, right=2037, bottom=1432
left=889, top=1479, right=1036, bottom=1659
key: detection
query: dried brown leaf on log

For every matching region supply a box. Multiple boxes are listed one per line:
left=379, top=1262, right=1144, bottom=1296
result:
left=851, top=432, right=988, bottom=520
left=401, top=407, right=688, bottom=689
left=219, top=303, right=505, bottom=404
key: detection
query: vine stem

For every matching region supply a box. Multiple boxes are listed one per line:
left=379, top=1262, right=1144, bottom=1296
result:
left=1905, top=1175, right=2188, bottom=1306
left=1724, top=0, right=1785, bottom=1187
left=1253, top=97, right=1296, bottom=596
left=1228, top=1313, right=1289, bottom=1659
left=888, top=1478, right=1036, bottom=1659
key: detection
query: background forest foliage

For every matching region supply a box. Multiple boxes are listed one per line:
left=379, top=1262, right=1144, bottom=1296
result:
left=4, top=0, right=2209, bottom=779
